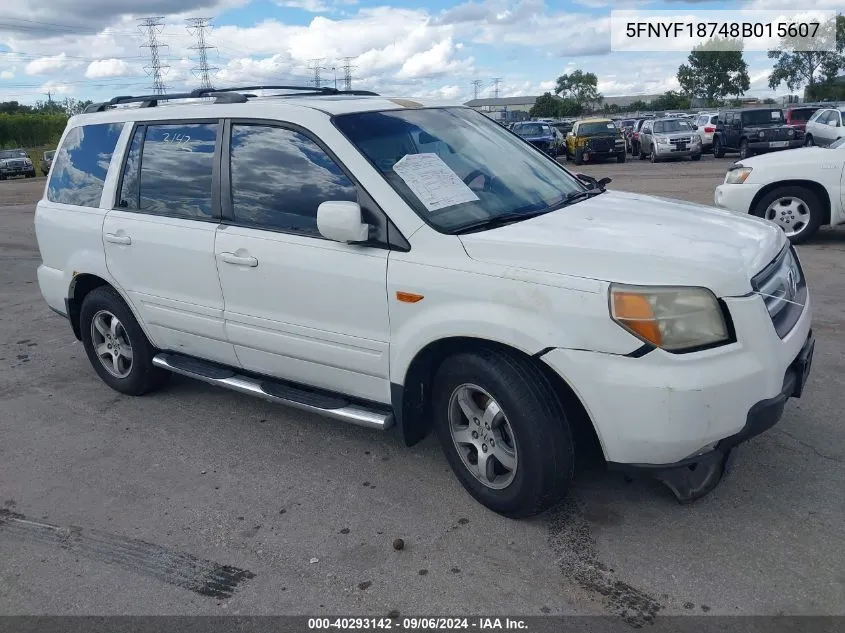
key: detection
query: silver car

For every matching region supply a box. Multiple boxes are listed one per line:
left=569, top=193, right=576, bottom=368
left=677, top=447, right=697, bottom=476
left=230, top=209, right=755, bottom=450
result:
left=638, top=118, right=702, bottom=163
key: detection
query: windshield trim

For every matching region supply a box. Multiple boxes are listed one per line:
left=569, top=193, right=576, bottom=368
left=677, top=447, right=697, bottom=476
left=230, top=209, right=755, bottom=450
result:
left=331, top=106, right=589, bottom=236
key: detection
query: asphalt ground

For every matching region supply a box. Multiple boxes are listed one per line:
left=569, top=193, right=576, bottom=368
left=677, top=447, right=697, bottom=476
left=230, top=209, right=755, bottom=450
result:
left=1, top=157, right=843, bottom=621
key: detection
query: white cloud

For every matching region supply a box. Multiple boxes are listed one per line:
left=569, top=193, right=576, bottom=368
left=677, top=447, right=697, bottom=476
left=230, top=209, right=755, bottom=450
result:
left=25, top=53, right=79, bottom=76
left=397, top=39, right=474, bottom=79
left=539, top=79, right=555, bottom=91
left=39, top=80, right=74, bottom=95
left=0, top=69, right=14, bottom=79
left=85, top=59, right=134, bottom=79
left=277, top=0, right=358, bottom=11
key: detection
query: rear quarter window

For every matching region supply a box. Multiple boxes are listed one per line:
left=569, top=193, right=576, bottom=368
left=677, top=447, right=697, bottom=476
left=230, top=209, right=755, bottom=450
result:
left=47, top=122, right=123, bottom=208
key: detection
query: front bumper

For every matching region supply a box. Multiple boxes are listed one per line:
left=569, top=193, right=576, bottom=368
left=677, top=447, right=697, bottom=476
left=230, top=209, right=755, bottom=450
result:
left=714, top=182, right=764, bottom=214
left=540, top=289, right=812, bottom=470
left=654, top=143, right=702, bottom=158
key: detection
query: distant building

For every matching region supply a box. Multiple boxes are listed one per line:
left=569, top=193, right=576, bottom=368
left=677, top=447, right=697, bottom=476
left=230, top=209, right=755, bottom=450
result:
left=599, top=94, right=663, bottom=108
left=464, top=96, right=555, bottom=122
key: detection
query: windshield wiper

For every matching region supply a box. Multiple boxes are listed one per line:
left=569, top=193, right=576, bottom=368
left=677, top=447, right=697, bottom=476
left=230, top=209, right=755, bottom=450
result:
left=452, top=188, right=604, bottom=235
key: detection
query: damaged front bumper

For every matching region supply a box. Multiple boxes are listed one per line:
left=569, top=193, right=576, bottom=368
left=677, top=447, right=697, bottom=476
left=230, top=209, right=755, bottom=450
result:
left=608, top=330, right=815, bottom=503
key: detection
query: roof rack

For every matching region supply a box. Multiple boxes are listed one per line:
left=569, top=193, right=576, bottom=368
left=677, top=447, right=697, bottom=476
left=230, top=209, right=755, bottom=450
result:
left=83, top=85, right=380, bottom=113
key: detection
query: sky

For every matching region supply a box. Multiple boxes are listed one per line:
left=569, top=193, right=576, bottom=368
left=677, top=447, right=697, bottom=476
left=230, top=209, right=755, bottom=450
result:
left=0, top=0, right=841, bottom=106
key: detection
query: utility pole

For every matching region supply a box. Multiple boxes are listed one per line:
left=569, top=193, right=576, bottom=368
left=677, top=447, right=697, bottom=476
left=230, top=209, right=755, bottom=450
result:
left=139, top=17, right=169, bottom=95
left=186, top=17, right=218, bottom=91
left=471, top=79, right=483, bottom=100
left=307, top=59, right=326, bottom=88
left=340, top=56, right=355, bottom=91
left=492, top=77, right=502, bottom=99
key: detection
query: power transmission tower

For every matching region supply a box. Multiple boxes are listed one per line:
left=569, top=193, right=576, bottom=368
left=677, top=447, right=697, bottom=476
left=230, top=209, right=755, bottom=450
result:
left=186, top=17, right=218, bottom=91
left=340, top=57, right=355, bottom=91
left=491, top=77, right=502, bottom=99
left=139, top=17, right=169, bottom=95
left=471, top=79, right=483, bottom=100
left=307, top=59, right=326, bottom=88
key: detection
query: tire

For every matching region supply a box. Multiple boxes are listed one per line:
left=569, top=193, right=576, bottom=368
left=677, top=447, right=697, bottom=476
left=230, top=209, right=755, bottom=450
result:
left=650, top=148, right=659, bottom=163
left=617, top=151, right=626, bottom=163
left=739, top=139, right=751, bottom=160
left=432, top=349, right=574, bottom=518
left=573, top=149, right=584, bottom=166
left=713, top=138, right=725, bottom=158
left=631, top=141, right=639, bottom=157
left=691, top=153, right=702, bottom=161
left=638, top=145, right=647, bottom=160
left=752, top=185, right=823, bottom=245
left=79, top=286, right=170, bottom=396
left=804, top=135, right=814, bottom=147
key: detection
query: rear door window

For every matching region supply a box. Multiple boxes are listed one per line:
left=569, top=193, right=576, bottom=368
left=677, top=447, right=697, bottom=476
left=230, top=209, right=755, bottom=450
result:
left=47, top=122, right=124, bottom=208
left=117, top=122, right=218, bottom=220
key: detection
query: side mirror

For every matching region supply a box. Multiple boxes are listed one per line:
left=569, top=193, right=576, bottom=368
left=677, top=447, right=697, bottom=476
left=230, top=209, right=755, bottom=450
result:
left=317, top=201, right=369, bottom=243
left=597, top=177, right=612, bottom=188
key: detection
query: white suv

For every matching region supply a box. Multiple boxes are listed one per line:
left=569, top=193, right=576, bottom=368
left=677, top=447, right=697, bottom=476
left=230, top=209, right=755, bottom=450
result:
left=35, top=86, right=815, bottom=517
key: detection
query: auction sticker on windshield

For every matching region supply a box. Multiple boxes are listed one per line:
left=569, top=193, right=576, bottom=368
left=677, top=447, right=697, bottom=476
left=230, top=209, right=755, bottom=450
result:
left=392, top=153, right=479, bottom=212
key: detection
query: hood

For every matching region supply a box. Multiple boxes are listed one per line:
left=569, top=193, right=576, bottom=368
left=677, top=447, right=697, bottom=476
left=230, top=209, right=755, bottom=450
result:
left=738, top=145, right=837, bottom=169
left=458, top=189, right=786, bottom=297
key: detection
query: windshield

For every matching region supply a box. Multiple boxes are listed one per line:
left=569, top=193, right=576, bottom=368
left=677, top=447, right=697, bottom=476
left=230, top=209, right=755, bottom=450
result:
left=334, top=107, right=584, bottom=233
left=653, top=120, right=693, bottom=133
left=742, top=109, right=784, bottom=125
left=0, top=150, right=27, bottom=159
left=514, top=123, right=551, bottom=137
left=579, top=121, right=617, bottom=136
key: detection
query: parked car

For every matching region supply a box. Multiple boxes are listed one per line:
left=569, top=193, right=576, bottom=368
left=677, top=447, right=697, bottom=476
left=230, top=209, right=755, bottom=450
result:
left=511, top=121, right=560, bottom=156
left=627, top=119, right=648, bottom=156
left=784, top=105, right=822, bottom=133
left=565, top=118, right=626, bottom=164
left=712, top=108, right=803, bottom=159
left=714, top=137, right=845, bottom=243
left=694, top=112, right=719, bottom=151
left=803, top=107, right=845, bottom=147
left=35, top=87, right=814, bottom=517
left=638, top=118, right=702, bottom=162
left=41, top=150, right=56, bottom=176
left=0, top=149, right=36, bottom=180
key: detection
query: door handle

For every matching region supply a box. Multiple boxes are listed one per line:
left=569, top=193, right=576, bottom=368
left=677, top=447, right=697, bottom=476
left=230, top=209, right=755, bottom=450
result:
left=221, top=252, right=258, bottom=267
left=105, top=233, right=131, bottom=245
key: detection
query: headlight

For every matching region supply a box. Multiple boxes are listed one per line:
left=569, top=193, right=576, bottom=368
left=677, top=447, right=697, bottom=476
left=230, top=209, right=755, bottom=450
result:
left=609, top=285, right=730, bottom=352
left=656, top=136, right=669, bottom=144
left=725, top=166, right=753, bottom=184
left=788, top=129, right=795, bottom=137
left=758, top=131, right=765, bottom=139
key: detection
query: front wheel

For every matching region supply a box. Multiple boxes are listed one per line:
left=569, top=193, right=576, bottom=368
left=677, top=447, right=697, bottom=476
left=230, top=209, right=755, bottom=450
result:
left=713, top=139, right=725, bottom=158
left=739, top=139, right=751, bottom=160
left=650, top=148, right=659, bottom=163
left=573, top=149, right=584, bottom=166
left=804, top=135, right=814, bottom=147
left=691, top=153, right=702, bottom=161
left=753, top=186, right=823, bottom=244
left=432, top=349, right=574, bottom=518
left=617, top=151, right=626, bottom=163
left=80, top=286, right=170, bottom=396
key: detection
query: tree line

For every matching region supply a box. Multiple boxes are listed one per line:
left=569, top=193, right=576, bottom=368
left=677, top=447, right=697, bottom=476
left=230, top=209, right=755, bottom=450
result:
left=0, top=98, right=92, bottom=149
left=530, top=13, right=844, bottom=118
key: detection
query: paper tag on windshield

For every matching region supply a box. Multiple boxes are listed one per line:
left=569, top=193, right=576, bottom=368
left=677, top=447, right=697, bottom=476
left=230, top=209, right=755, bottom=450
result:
left=771, top=111, right=780, bottom=119
left=392, top=153, right=479, bottom=212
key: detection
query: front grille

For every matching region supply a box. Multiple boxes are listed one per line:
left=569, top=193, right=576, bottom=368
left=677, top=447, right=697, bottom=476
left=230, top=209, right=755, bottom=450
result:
left=587, top=137, right=614, bottom=152
left=751, top=246, right=807, bottom=338
left=759, top=128, right=791, bottom=141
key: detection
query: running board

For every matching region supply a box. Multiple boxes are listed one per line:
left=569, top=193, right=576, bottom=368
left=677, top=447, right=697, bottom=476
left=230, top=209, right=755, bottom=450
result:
left=152, top=353, right=394, bottom=431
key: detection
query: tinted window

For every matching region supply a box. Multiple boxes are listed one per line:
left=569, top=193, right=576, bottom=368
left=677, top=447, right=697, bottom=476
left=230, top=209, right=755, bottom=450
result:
left=47, top=123, right=123, bottom=207
left=742, top=109, right=783, bottom=125
left=136, top=123, right=217, bottom=219
left=788, top=108, right=817, bottom=122
left=117, top=126, right=143, bottom=210
left=579, top=122, right=616, bottom=136
left=229, top=124, right=357, bottom=236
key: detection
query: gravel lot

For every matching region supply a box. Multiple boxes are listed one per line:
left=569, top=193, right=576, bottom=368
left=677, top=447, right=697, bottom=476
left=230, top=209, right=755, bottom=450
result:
left=1, top=158, right=844, bottom=620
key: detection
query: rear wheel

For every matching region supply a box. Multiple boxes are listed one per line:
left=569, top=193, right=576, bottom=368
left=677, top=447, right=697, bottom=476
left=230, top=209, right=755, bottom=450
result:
left=80, top=286, right=170, bottom=396
left=753, top=185, right=823, bottom=244
left=432, top=349, right=574, bottom=518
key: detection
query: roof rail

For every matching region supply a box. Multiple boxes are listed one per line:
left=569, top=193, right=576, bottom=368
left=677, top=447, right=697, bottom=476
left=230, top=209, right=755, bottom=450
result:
left=83, top=85, right=380, bottom=113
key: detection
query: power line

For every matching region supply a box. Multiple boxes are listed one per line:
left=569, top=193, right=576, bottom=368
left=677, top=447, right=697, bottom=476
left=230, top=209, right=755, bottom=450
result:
left=186, top=17, right=218, bottom=90
left=471, top=79, right=483, bottom=100
left=138, top=17, right=169, bottom=95
left=491, top=77, right=502, bottom=99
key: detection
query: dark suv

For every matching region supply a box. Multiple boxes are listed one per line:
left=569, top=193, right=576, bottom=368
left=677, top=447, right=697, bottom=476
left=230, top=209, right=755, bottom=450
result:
left=0, top=149, right=36, bottom=179
left=712, top=108, right=803, bottom=159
